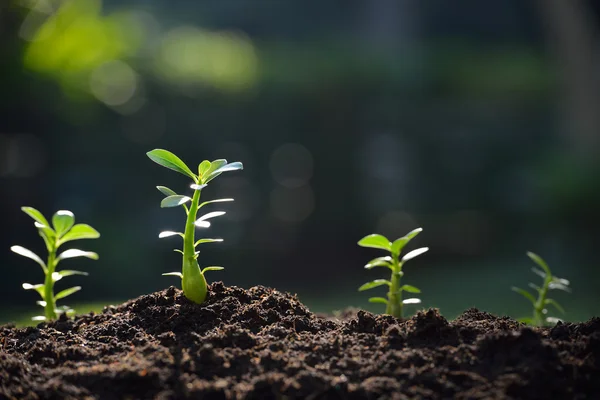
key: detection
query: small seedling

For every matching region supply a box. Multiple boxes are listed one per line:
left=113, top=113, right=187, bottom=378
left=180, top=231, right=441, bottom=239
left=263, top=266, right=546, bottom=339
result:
left=358, top=227, right=429, bottom=319
left=11, top=207, right=100, bottom=321
left=512, top=251, right=570, bottom=326
left=147, top=149, right=242, bottom=304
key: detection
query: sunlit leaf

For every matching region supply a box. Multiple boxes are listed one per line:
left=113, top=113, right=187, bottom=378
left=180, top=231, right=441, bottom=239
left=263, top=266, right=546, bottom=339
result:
left=161, top=195, right=191, bottom=208
left=173, top=249, right=184, bottom=255
left=147, top=149, right=196, bottom=180
left=545, top=299, right=565, bottom=314
left=157, top=186, right=177, bottom=197
left=546, top=317, right=562, bottom=325
left=368, top=297, right=388, bottom=305
left=52, top=270, right=88, bottom=282
left=159, top=231, right=184, bottom=239
left=552, top=276, right=570, bottom=286
left=59, top=224, right=100, bottom=244
left=400, top=284, right=421, bottom=293
left=21, top=206, right=50, bottom=228
left=22, top=283, right=45, bottom=299
left=357, top=234, right=391, bottom=251
left=511, top=286, right=536, bottom=305
left=391, top=238, right=409, bottom=256
left=401, top=247, right=429, bottom=262
left=37, top=226, right=54, bottom=252
left=57, top=249, right=98, bottom=261
left=11, top=246, right=47, bottom=272
left=202, top=266, right=224, bottom=273
left=31, top=316, right=46, bottom=321
left=402, top=298, right=421, bottom=305
left=198, top=160, right=211, bottom=178
left=358, top=279, right=391, bottom=291
left=198, top=198, right=234, bottom=209
left=364, top=256, right=393, bottom=270
left=548, top=282, right=571, bottom=292
left=195, top=211, right=226, bottom=227
left=163, top=272, right=183, bottom=278
left=531, top=267, right=546, bottom=280
left=55, top=286, right=81, bottom=300
left=528, top=282, right=541, bottom=291
left=190, top=184, right=207, bottom=191
left=204, top=161, right=243, bottom=184
left=36, top=300, right=47, bottom=307
left=527, top=252, right=551, bottom=276
left=52, top=210, right=75, bottom=238
left=194, top=238, right=223, bottom=247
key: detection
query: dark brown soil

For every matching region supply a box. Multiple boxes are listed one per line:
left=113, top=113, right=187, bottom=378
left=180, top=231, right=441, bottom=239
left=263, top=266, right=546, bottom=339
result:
left=1, top=283, right=598, bottom=399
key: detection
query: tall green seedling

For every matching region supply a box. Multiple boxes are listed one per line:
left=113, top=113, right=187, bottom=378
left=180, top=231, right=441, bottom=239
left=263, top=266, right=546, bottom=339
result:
left=358, top=227, right=428, bottom=319
left=147, top=149, right=242, bottom=304
left=11, top=207, right=100, bottom=321
left=512, top=251, right=570, bottom=326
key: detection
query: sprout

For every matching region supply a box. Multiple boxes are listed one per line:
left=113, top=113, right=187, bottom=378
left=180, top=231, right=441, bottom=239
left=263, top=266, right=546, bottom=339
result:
left=357, top=228, right=428, bottom=319
left=11, top=207, right=100, bottom=321
left=147, top=149, right=242, bottom=304
left=512, top=251, right=570, bottom=326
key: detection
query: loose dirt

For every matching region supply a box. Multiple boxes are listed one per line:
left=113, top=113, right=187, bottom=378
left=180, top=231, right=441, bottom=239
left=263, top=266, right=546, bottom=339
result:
left=1, top=283, right=598, bottom=399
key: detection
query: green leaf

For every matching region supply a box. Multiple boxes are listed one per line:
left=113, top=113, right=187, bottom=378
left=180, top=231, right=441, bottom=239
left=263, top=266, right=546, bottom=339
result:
left=21, top=207, right=50, bottom=227
left=198, top=198, right=234, bottom=209
left=161, top=195, right=191, bottom=208
left=552, top=276, right=570, bottom=286
left=402, top=298, right=421, bottom=305
left=195, top=211, right=226, bottom=228
left=528, top=282, right=541, bottom=292
left=147, top=149, right=197, bottom=180
left=400, top=284, right=421, bottom=293
left=531, top=267, right=547, bottom=280
left=511, top=286, right=537, bottom=305
left=545, top=317, right=562, bottom=325
left=194, top=238, right=223, bottom=247
left=173, top=249, right=184, bottom=255
left=198, top=160, right=212, bottom=178
left=157, top=186, right=177, bottom=197
left=190, top=184, right=208, bottom=191
left=202, top=266, right=224, bottom=273
left=402, top=227, right=423, bottom=241
left=57, top=249, right=98, bottom=261
left=59, top=224, right=100, bottom=244
left=358, top=279, right=391, bottom=291
left=527, top=252, right=552, bottom=276
left=11, top=246, right=47, bottom=272
left=391, top=238, right=409, bottom=256
left=159, top=231, right=184, bottom=239
left=203, top=161, right=243, bottom=184
left=368, top=297, right=388, bottom=305
left=22, top=283, right=45, bottom=300
left=37, top=227, right=54, bottom=252
left=357, top=234, right=391, bottom=251
left=401, top=247, right=429, bottom=262
left=52, top=270, right=88, bottom=282
left=545, top=299, right=565, bottom=314
left=55, top=286, right=81, bottom=300
left=364, top=256, right=393, bottom=270
left=548, top=282, right=571, bottom=292
left=163, top=272, right=183, bottom=278
left=207, top=159, right=228, bottom=174
left=52, top=210, right=75, bottom=238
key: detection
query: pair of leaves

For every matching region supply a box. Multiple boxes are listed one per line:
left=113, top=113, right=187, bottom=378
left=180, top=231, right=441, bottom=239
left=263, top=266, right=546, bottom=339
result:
left=358, top=228, right=423, bottom=255
left=358, top=280, right=420, bottom=293
left=368, top=297, right=422, bottom=305
left=163, top=266, right=224, bottom=278
left=22, top=207, right=100, bottom=244
left=11, top=246, right=98, bottom=270
left=147, top=149, right=243, bottom=185
left=22, top=283, right=81, bottom=301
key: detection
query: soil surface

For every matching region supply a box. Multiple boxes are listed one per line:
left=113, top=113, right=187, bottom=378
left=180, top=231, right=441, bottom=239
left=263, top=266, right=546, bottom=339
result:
left=1, top=283, right=598, bottom=399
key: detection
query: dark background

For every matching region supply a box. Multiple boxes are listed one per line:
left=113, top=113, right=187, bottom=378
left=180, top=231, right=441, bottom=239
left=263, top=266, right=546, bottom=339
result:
left=1, top=0, right=599, bottom=322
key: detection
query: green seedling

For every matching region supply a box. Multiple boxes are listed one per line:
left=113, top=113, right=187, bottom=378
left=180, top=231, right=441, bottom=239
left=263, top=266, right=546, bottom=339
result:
left=512, top=251, right=570, bottom=326
left=358, top=228, right=428, bottom=319
left=10, top=207, right=100, bottom=321
left=147, top=149, right=242, bottom=304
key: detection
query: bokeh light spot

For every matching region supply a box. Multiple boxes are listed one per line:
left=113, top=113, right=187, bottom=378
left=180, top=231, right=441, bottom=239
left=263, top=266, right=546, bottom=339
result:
left=270, top=185, right=315, bottom=223
left=270, top=143, right=313, bottom=188
left=90, top=60, right=138, bottom=106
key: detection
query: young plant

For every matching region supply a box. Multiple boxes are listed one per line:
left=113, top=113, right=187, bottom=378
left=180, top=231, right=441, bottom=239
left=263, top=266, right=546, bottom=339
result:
left=512, top=251, right=570, bottom=326
left=147, top=149, right=242, bottom=304
left=11, top=207, right=100, bottom=321
left=358, top=227, right=428, bottom=319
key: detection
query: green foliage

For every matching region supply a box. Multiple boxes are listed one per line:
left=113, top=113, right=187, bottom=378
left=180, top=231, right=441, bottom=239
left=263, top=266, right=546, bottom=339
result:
left=11, top=208, right=100, bottom=321
left=147, top=149, right=242, bottom=304
left=512, top=252, right=571, bottom=326
left=358, top=228, right=428, bottom=319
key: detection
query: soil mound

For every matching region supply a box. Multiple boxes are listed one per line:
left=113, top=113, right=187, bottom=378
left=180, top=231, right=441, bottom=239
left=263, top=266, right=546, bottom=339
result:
left=1, top=283, right=598, bottom=399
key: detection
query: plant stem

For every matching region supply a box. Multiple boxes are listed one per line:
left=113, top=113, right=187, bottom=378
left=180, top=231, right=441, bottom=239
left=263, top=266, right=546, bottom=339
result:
left=44, top=244, right=57, bottom=320
left=388, top=257, right=403, bottom=318
left=533, top=274, right=551, bottom=326
left=181, top=187, right=208, bottom=303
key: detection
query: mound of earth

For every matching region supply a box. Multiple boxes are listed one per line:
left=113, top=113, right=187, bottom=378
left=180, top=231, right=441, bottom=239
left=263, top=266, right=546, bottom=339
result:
left=1, top=282, right=598, bottom=399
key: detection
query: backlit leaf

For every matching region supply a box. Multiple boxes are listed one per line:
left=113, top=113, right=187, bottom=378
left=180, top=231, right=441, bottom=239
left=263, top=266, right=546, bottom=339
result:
left=190, top=184, right=208, bottom=191
left=163, top=272, right=183, bottom=278
left=401, top=247, right=429, bottom=262
left=198, top=160, right=211, bottom=178
left=22, top=283, right=45, bottom=299
left=545, top=317, right=562, bottom=325
left=52, top=270, right=88, bottom=282
left=400, top=284, right=421, bottom=293
left=202, top=266, right=224, bottom=273
left=161, top=195, right=191, bottom=208
left=391, top=238, right=409, bottom=256
left=194, top=238, right=223, bottom=246
left=159, top=231, right=184, bottom=239
left=55, top=286, right=81, bottom=300
left=402, top=298, right=421, bottom=305
left=195, top=211, right=226, bottom=228
left=368, top=297, right=388, bottom=305
left=364, top=256, right=393, bottom=270
left=52, top=210, right=75, bottom=238
left=32, top=316, right=46, bottom=321
left=527, top=252, right=551, bottom=276
left=157, top=186, right=177, bottom=197
left=57, top=249, right=98, bottom=261
left=545, top=299, right=565, bottom=314
left=357, top=234, right=391, bottom=251
left=358, top=279, right=391, bottom=291
left=198, top=198, right=234, bottom=209
left=21, top=207, right=50, bottom=228
left=59, top=224, right=100, bottom=244
left=203, top=161, right=243, bottom=184
left=531, top=267, right=546, bottom=279
left=147, top=149, right=197, bottom=180
left=11, top=246, right=47, bottom=272
left=548, top=282, right=571, bottom=292
left=511, top=286, right=536, bottom=305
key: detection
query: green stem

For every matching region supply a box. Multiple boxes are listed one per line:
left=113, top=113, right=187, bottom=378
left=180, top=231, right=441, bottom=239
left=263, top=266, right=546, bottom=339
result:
left=44, top=244, right=57, bottom=320
left=387, top=256, right=403, bottom=318
left=181, top=187, right=208, bottom=304
left=533, top=275, right=551, bottom=326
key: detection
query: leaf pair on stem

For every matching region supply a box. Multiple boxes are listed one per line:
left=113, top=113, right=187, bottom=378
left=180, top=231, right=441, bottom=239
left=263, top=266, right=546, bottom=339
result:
left=11, top=208, right=100, bottom=321
left=147, top=149, right=242, bottom=304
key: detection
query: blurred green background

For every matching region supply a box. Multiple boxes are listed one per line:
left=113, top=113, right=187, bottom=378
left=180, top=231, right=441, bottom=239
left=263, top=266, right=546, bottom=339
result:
left=1, top=0, right=599, bottom=325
